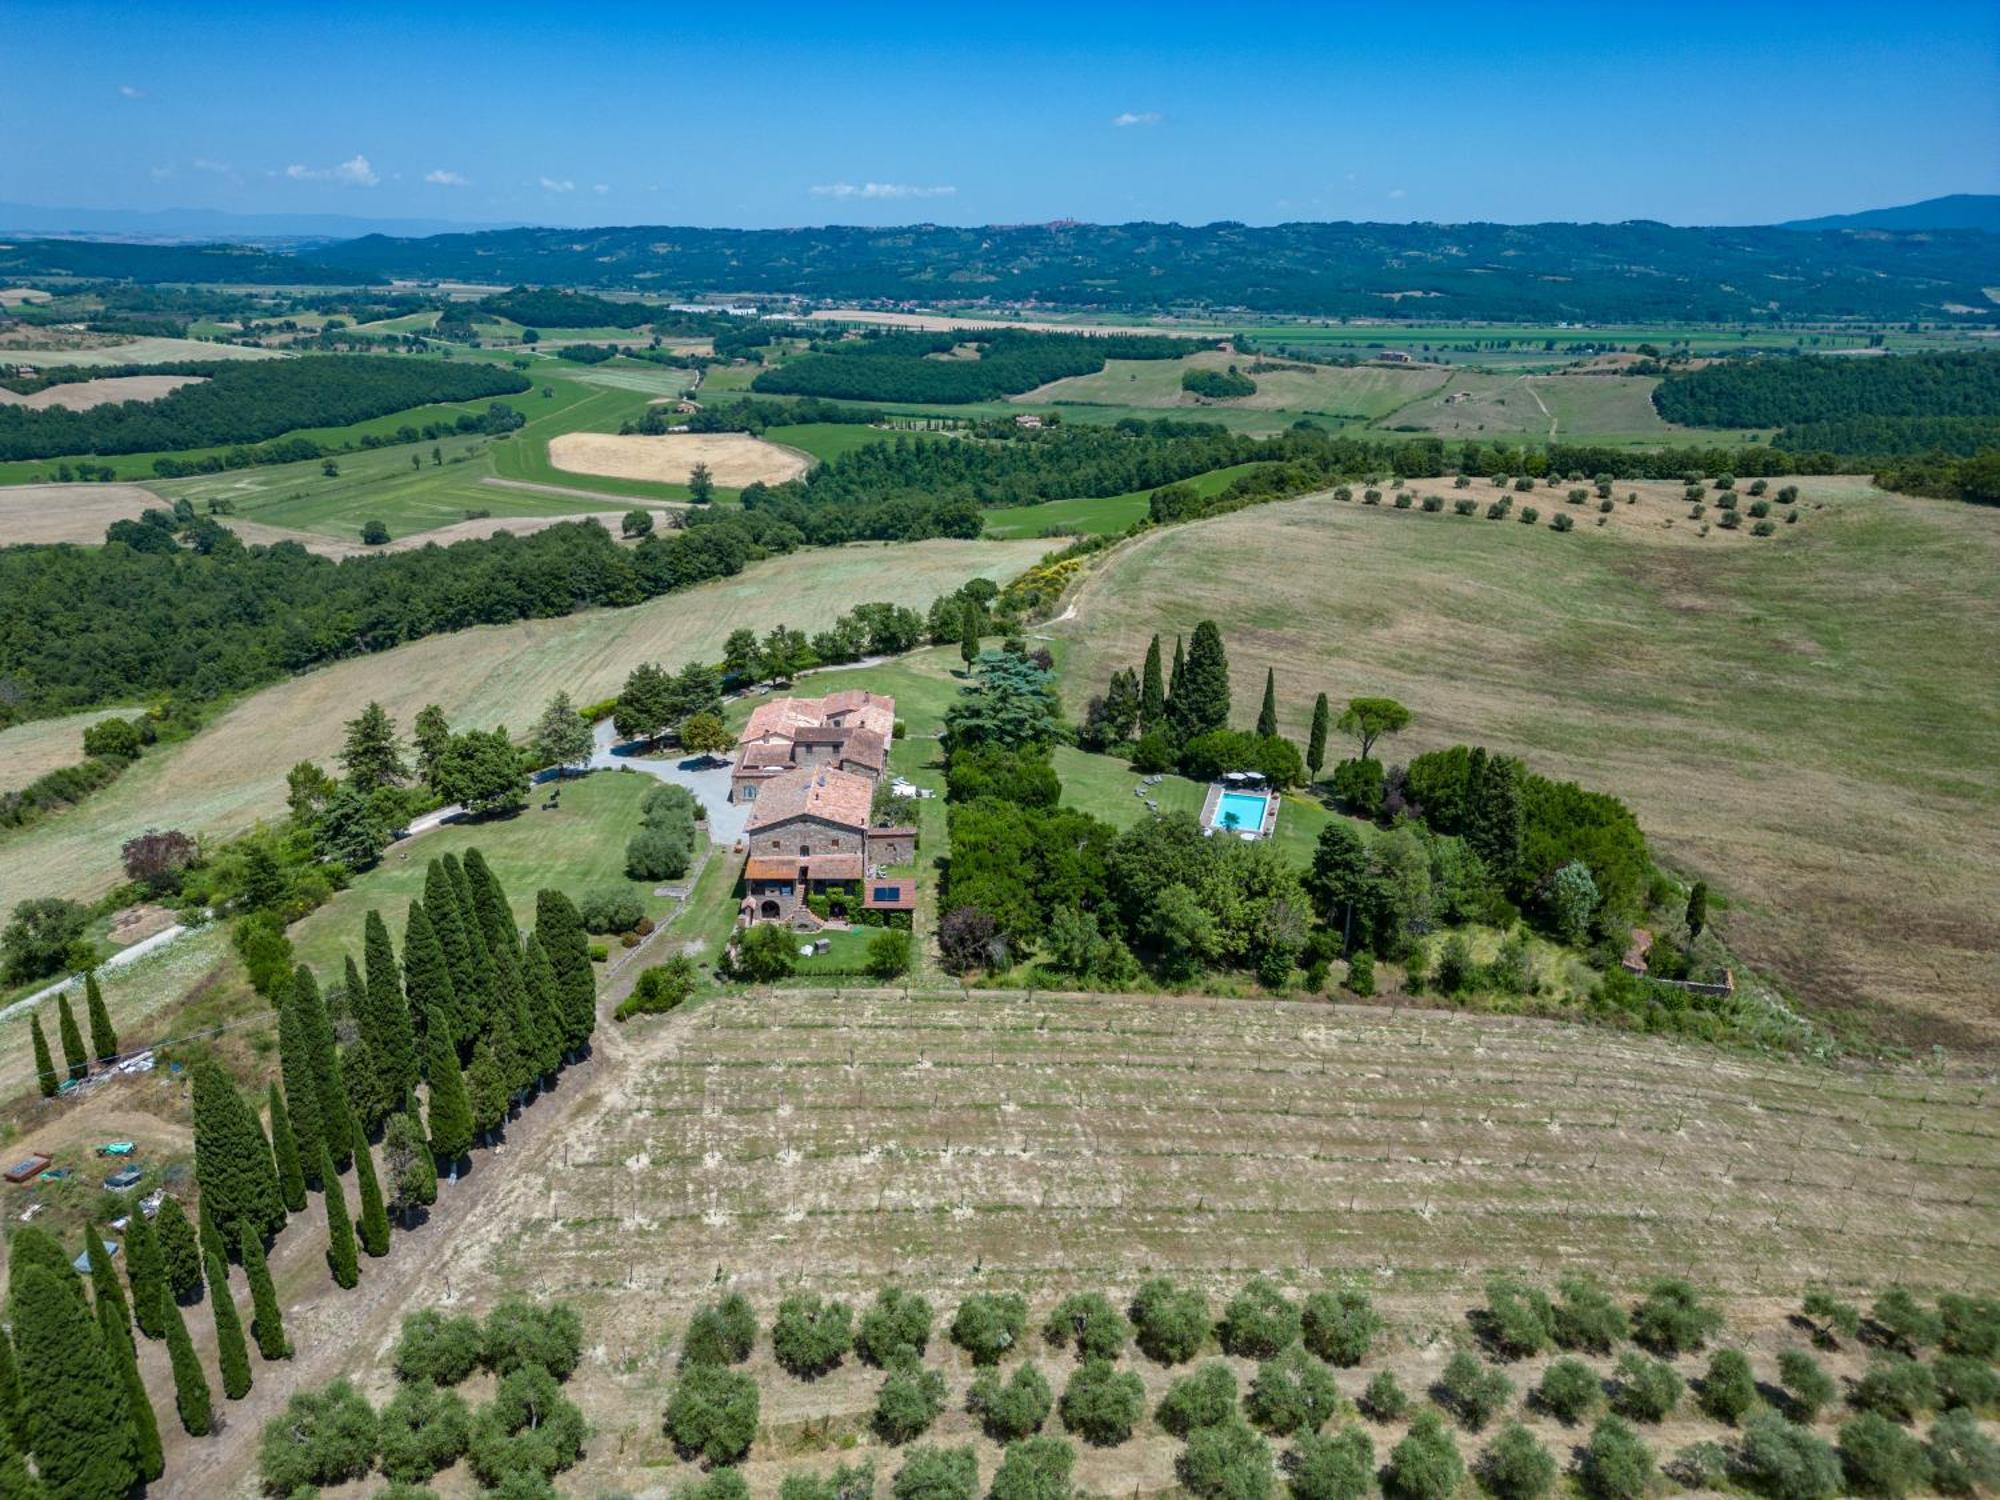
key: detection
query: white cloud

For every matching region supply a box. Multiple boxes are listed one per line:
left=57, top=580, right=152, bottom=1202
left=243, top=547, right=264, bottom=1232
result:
left=193, top=158, right=233, bottom=175
left=809, top=182, right=956, bottom=201
left=1111, top=111, right=1162, bottom=127
left=118, top=84, right=145, bottom=99
left=539, top=176, right=576, bottom=193
left=285, top=154, right=379, bottom=187
left=1387, top=187, right=1407, bottom=199
left=425, top=168, right=469, bottom=187
left=592, top=183, right=609, bottom=195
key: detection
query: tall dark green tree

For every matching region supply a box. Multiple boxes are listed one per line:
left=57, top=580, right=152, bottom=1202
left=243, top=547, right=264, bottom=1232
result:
left=412, top=703, right=451, bottom=791
left=95, top=1295, right=162, bottom=1483
left=1256, top=668, right=1278, bottom=738
left=266, top=1081, right=306, bottom=1213
left=400, top=900, right=451, bottom=1058
left=29, top=1015, right=57, bottom=1099
left=11, top=1262, right=136, bottom=1500
left=352, top=1141, right=390, bottom=1259
left=0, top=1415, right=38, bottom=1500
left=1174, top=621, right=1232, bottom=738
left=54, top=994, right=86, bottom=1083
left=320, top=1147, right=360, bottom=1290
left=1685, top=882, right=1709, bottom=940
left=1467, top=754, right=1524, bottom=883
left=238, top=1225, right=289, bottom=1360
left=190, top=1061, right=285, bottom=1246
left=0, top=1325, right=22, bottom=1451
left=277, top=974, right=328, bottom=1188
left=446, top=856, right=496, bottom=1049
left=422, top=861, right=477, bottom=1043
left=82, top=973, right=116, bottom=1066
left=81, top=1223, right=130, bottom=1342
left=340, top=701, right=408, bottom=791
left=535, top=889, right=595, bottom=1054
left=1166, top=634, right=1186, bottom=726
left=363, top=909, right=419, bottom=1115
left=153, top=1198, right=201, bottom=1304
left=203, top=1253, right=252, bottom=1400
left=306, top=970, right=357, bottom=1172
left=122, top=1212, right=167, bottom=1341
left=960, top=602, right=981, bottom=669
left=159, top=1284, right=211, bottom=1436
left=522, top=933, right=566, bottom=1082
left=423, top=1030, right=475, bottom=1176
left=465, top=1039, right=508, bottom=1144
left=383, top=1110, right=437, bottom=1228
left=1140, top=635, right=1166, bottom=731
left=195, top=1196, right=227, bottom=1271
left=462, top=848, right=518, bottom=959
left=1307, top=692, right=1331, bottom=782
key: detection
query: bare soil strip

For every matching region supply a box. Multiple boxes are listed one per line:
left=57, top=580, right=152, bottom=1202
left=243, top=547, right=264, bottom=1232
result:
left=548, top=431, right=809, bottom=488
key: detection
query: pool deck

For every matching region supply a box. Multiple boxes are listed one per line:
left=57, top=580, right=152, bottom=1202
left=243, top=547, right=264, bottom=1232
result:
left=1199, top=780, right=1279, bottom=839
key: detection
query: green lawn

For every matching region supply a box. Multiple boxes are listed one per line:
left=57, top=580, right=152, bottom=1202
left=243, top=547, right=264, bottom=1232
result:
left=1052, top=745, right=1343, bottom=871
left=981, top=460, right=1281, bottom=538
left=785, top=925, right=878, bottom=976
left=761, top=421, right=952, bottom=464
left=288, top=769, right=665, bottom=976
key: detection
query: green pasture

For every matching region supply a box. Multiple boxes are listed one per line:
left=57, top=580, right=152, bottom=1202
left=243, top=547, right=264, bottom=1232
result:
left=981, top=459, right=1281, bottom=538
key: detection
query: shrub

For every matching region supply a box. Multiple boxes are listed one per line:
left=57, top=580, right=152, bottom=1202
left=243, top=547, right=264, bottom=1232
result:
left=1611, top=1351, right=1682, bottom=1422
left=82, top=717, right=143, bottom=761
left=1437, top=1349, right=1513, bottom=1431
left=1302, top=1289, right=1379, bottom=1367
left=1872, top=1289, right=1943, bottom=1354
left=1363, top=488, right=1382, bottom=505
left=1394, top=493, right=1413, bottom=509
left=1700, top=1348, right=1757, bottom=1425
left=1753, top=519, right=1777, bottom=536
left=1478, top=1276, right=1555, bottom=1359
left=258, top=1379, right=379, bottom=1494
left=867, top=928, right=912, bottom=979
left=1042, top=1292, right=1128, bottom=1360
left=1840, top=1412, right=1932, bottom=1499
left=1928, top=1408, right=2000, bottom=1497
left=891, top=1444, right=977, bottom=1500
left=682, top=1293, right=758, bottom=1368
left=1779, top=1347, right=1836, bottom=1421
left=1131, top=1277, right=1208, bottom=1365
left=1748, top=498, right=1772, bottom=518
left=1334, top=486, right=1353, bottom=502
left=1567, top=488, right=1588, bottom=504
left=1178, top=1416, right=1275, bottom=1500
left=1514, top=477, right=1535, bottom=493
left=378, top=1383, right=471, bottom=1483
left=1059, top=1358, right=1144, bottom=1445
left=1852, top=1357, right=1938, bottom=1423
left=1632, top=1277, right=1720, bottom=1354
left=1778, top=485, right=1799, bottom=503
left=1157, top=1361, right=1238, bottom=1437
left=1220, top=1276, right=1300, bottom=1359
left=779, top=1461, right=876, bottom=1500
left=626, top=823, right=693, bottom=881
left=1362, top=1369, right=1409, bottom=1421
left=1550, top=512, right=1574, bottom=532
left=1749, top=478, right=1768, bottom=495
left=1517, top=505, right=1538, bottom=524
left=1536, top=1357, right=1602, bottom=1424
left=1580, top=1416, right=1653, bottom=1500
left=1598, top=497, right=1614, bottom=513
left=1688, top=502, right=1706, bottom=518
left=619, top=954, right=699, bottom=1019
left=1245, top=1345, right=1339, bottom=1436
left=1454, top=497, right=1478, bottom=516
left=1718, top=507, right=1741, bottom=529
left=858, top=1288, right=934, bottom=1367
left=874, top=1361, right=949, bottom=1444
left=1486, top=500, right=1510, bottom=519
left=951, top=1292, right=1028, bottom=1366
left=1480, top=1421, right=1556, bottom=1500
left=1455, top=475, right=1472, bottom=488
left=467, top=1364, right=587, bottom=1485
left=478, top=1300, right=583, bottom=1380
left=578, top=886, right=645, bottom=934
left=1343, top=950, right=1374, bottom=996
left=1385, top=1408, right=1464, bottom=1500
left=1734, top=1416, right=1842, bottom=1500
left=664, top=1363, right=760, bottom=1465
left=988, top=1436, right=1075, bottom=1500
left=967, top=1363, right=1052, bottom=1442
left=1552, top=1276, right=1628, bottom=1354
left=1933, top=1353, right=2000, bottom=1411
left=1801, top=1291, right=1861, bottom=1347
left=1420, top=494, right=1444, bottom=512
left=395, top=1308, right=486, bottom=1386
left=1291, top=1425, right=1373, bottom=1500
left=772, top=1293, right=853, bottom=1380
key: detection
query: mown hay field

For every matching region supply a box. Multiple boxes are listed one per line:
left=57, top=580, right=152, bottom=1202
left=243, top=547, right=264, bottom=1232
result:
left=1053, top=480, right=2000, bottom=1049
left=1023, top=350, right=1446, bottom=419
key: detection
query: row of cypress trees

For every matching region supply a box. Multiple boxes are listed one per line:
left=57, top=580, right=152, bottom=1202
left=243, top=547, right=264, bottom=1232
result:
left=27, top=971, right=119, bottom=1099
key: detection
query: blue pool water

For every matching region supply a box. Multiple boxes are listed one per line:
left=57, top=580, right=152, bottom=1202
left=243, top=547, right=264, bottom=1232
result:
left=1212, top=790, right=1270, bottom=833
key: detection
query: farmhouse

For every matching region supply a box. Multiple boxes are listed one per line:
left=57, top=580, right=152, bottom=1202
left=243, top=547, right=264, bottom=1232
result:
left=730, top=689, right=895, bottom=802
left=1376, top=349, right=1415, bottom=364
left=738, top=765, right=916, bottom=928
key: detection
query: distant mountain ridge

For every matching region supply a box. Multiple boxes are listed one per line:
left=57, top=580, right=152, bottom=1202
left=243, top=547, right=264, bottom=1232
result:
left=0, top=201, right=522, bottom=245
left=1780, top=195, right=2000, bottom=233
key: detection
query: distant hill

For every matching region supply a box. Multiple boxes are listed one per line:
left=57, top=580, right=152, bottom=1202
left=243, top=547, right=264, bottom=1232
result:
left=313, top=219, right=2000, bottom=322
left=0, top=201, right=523, bottom=246
left=1780, top=195, right=2000, bottom=233
left=0, top=238, right=382, bottom=286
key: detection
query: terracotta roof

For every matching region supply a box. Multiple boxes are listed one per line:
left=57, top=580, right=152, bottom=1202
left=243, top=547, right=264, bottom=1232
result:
left=838, top=727, right=888, bottom=772
left=745, top=766, right=874, bottom=832
left=866, top=825, right=917, bottom=840
left=737, top=690, right=897, bottom=748
left=739, top=744, right=794, bottom=768
left=863, top=879, right=916, bottom=911
left=745, top=856, right=801, bottom=882
left=791, top=725, right=850, bottom=744
left=804, top=853, right=863, bottom=880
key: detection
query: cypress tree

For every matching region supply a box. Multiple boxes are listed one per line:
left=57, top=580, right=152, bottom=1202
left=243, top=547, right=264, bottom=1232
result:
left=191, top=1060, right=284, bottom=1242
left=364, top=908, right=419, bottom=1110
left=383, top=1109, right=437, bottom=1227
left=159, top=1284, right=210, bottom=1436
left=0, top=1324, right=23, bottom=1451
left=1307, top=692, right=1331, bottom=782
left=202, top=1253, right=251, bottom=1400
left=522, top=933, right=565, bottom=1081
left=54, top=994, right=86, bottom=1083
left=443, top=852, right=477, bottom=931
left=1167, top=633, right=1186, bottom=719
left=266, top=1081, right=306, bottom=1213
left=463, top=848, right=519, bottom=958
left=0, top=1415, right=38, bottom=1499
left=454, top=880, right=497, bottom=1051
left=400, top=900, right=451, bottom=1061
left=352, top=1140, right=390, bottom=1258
left=1467, top=754, right=1524, bottom=885
left=29, top=1016, right=57, bottom=1099
left=6, top=1228, right=80, bottom=1302
left=959, top=600, right=981, bottom=669
left=466, top=1039, right=508, bottom=1144
left=300, top=967, right=357, bottom=1171
left=11, top=1262, right=135, bottom=1500
left=489, top=939, right=538, bottom=1097
left=195, top=1195, right=227, bottom=1271
left=423, top=1030, right=474, bottom=1176
left=337, top=952, right=365, bottom=1030
left=1256, top=667, right=1278, bottom=738
left=81, top=1222, right=130, bottom=1342
left=95, top=1295, right=162, bottom=1483
left=320, top=1147, right=359, bottom=1290
left=422, top=861, right=477, bottom=1044
left=1175, top=620, right=1232, bottom=738
left=122, top=1211, right=167, bottom=1341
left=535, top=889, right=596, bottom=1054
left=238, top=1225, right=289, bottom=1359
left=277, top=976, right=327, bottom=1188
left=82, top=972, right=117, bottom=1066
left=1140, top=634, right=1165, bottom=731
left=153, top=1197, right=201, bottom=1303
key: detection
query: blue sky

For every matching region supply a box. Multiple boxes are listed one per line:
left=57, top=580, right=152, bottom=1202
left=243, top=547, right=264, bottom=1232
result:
left=4, top=0, right=1995, bottom=229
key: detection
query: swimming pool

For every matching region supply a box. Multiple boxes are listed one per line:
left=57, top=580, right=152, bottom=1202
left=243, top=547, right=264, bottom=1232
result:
left=1211, top=789, right=1271, bottom=834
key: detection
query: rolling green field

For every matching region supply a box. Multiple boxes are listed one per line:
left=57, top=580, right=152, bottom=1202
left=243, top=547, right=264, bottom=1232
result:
left=1384, top=370, right=1767, bottom=445
left=980, top=459, right=1281, bottom=538
left=1025, top=350, right=1446, bottom=420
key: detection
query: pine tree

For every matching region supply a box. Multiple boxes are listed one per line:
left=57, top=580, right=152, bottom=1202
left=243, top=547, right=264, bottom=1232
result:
left=11, top=1262, right=135, bottom=1500
left=0, top=1324, right=23, bottom=1450
left=191, top=1060, right=285, bottom=1243
left=159, top=1284, right=210, bottom=1436
left=203, top=1253, right=251, bottom=1400
left=277, top=975, right=328, bottom=1189
left=29, top=1016, right=57, bottom=1099
left=363, top=909, right=419, bottom=1111
left=320, top=1147, right=359, bottom=1290
left=266, top=1081, right=306, bottom=1213
left=383, top=1110, right=437, bottom=1227
left=400, top=899, right=450, bottom=1058
left=1307, top=693, right=1331, bottom=782
left=1256, top=668, right=1278, bottom=738
left=1140, top=634, right=1166, bottom=731
left=423, top=1030, right=475, bottom=1175
left=535, top=889, right=595, bottom=1055
left=238, top=1225, right=289, bottom=1360
left=465, top=1039, right=508, bottom=1144
left=153, top=1198, right=201, bottom=1303
left=82, top=973, right=116, bottom=1066
left=54, top=994, right=86, bottom=1082
left=522, top=933, right=565, bottom=1081
left=1174, top=620, right=1232, bottom=738
left=195, top=1196, right=227, bottom=1271
left=122, top=1211, right=167, bottom=1341
left=352, top=1140, right=390, bottom=1258
left=422, top=861, right=476, bottom=1044
left=81, top=1223, right=130, bottom=1343
left=340, top=700, right=407, bottom=791
left=95, top=1295, right=162, bottom=1483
